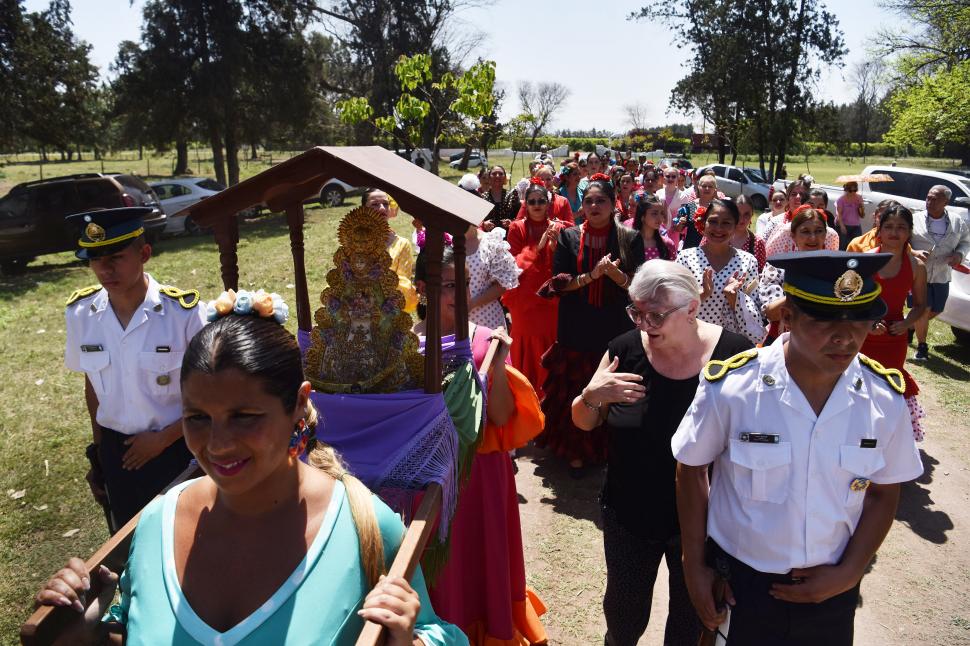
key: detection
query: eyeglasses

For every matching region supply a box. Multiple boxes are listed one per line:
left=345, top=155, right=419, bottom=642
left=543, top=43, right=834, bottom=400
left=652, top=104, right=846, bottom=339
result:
left=846, top=188, right=857, bottom=192
left=527, top=198, right=548, bottom=206
left=626, top=303, right=687, bottom=328
left=664, top=175, right=678, bottom=180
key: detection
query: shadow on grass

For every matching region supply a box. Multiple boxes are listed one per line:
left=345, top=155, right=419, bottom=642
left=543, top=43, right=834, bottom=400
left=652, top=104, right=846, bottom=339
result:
left=0, top=258, right=86, bottom=298
left=896, top=449, right=953, bottom=545
left=917, top=350, right=970, bottom=381
left=516, top=443, right=605, bottom=527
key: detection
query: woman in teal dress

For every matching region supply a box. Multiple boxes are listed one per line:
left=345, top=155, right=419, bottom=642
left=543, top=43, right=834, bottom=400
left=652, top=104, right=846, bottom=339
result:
left=36, top=294, right=466, bottom=646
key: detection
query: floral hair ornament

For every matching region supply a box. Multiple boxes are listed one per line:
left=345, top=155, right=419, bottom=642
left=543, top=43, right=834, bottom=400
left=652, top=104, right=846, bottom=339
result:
left=415, top=229, right=453, bottom=250
left=693, top=205, right=709, bottom=235
left=206, top=288, right=289, bottom=325
left=588, top=172, right=612, bottom=183
left=528, top=176, right=546, bottom=186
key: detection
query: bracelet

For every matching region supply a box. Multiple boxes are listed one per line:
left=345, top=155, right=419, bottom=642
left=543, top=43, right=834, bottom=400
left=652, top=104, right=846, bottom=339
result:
left=580, top=390, right=602, bottom=411
left=620, top=274, right=631, bottom=289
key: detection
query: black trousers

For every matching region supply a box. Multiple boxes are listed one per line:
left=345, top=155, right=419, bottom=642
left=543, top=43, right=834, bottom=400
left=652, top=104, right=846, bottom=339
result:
left=602, top=506, right=701, bottom=646
left=709, top=542, right=860, bottom=646
left=99, top=428, right=193, bottom=531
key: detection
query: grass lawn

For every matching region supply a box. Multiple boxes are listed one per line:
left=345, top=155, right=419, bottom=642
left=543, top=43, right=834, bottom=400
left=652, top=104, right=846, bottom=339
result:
left=1, top=149, right=968, bottom=640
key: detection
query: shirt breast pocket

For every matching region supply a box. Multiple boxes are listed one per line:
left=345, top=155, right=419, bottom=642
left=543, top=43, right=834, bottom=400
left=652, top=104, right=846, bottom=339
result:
left=138, top=351, right=184, bottom=398
left=840, top=445, right=886, bottom=507
left=79, top=351, right=110, bottom=396
left=729, top=439, right=792, bottom=504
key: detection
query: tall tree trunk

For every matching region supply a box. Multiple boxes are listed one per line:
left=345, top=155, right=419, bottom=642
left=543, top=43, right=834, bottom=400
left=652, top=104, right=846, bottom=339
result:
left=174, top=139, right=189, bottom=175
left=76, top=143, right=82, bottom=161
left=209, top=124, right=227, bottom=187
left=225, top=123, right=240, bottom=187
left=250, top=142, right=258, bottom=160
left=716, top=128, right=727, bottom=164
left=138, top=144, right=143, bottom=160
left=457, top=143, right=472, bottom=171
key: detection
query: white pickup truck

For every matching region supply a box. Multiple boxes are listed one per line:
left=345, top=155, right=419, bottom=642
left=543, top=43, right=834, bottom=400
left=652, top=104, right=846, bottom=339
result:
left=774, top=165, right=970, bottom=230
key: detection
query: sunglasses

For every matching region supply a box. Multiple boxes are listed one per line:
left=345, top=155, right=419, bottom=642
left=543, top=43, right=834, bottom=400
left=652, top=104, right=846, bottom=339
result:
left=626, top=303, right=686, bottom=328
left=527, top=198, right=548, bottom=206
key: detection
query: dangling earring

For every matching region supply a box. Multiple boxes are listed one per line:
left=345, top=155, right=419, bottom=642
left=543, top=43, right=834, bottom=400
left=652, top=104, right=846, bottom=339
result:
left=289, top=418, right=309, bottom=458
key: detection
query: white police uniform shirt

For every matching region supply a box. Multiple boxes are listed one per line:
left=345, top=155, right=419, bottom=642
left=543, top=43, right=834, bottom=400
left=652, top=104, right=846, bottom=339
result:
left=64, top=274, right=207, bottom=435
left=671, top=334, right=923, bottom=574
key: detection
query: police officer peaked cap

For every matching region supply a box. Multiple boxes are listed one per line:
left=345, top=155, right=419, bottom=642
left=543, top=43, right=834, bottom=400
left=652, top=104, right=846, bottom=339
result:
left=66, top=207, right=153, bottom=260
left=771, top=251, right=890, bottom=321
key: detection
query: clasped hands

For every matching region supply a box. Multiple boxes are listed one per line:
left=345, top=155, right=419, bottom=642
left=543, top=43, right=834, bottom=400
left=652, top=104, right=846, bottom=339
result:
left=590, top=254, right=625, bottom=284
left=685, top=560, right=863, bottom=631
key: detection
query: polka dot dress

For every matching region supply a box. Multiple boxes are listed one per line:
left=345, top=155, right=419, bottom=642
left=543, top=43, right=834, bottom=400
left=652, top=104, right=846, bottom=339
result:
left=676, top=246, right=766, bottom=344
left=468, top=229, right=522, bottom=329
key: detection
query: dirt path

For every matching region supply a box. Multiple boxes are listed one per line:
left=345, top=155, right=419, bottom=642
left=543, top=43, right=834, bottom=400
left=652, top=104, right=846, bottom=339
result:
left=516, top=390, right=970, bottom=645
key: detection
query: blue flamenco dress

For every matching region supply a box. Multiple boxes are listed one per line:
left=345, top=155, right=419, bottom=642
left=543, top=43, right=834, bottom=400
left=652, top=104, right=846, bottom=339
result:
left=113, top=478, right=468, bottom=645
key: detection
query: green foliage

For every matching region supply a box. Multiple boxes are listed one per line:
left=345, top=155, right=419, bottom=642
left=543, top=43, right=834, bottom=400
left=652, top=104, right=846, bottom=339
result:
left=336, top=54, right=497, bottom=173
left=886, top=61, right=970, bottom=151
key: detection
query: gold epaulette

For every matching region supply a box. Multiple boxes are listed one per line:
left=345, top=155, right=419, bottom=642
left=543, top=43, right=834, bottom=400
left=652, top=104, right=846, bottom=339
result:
left=159, top=286, right=201, bottom=309
left=858, top=354, right=906, bottom=395
left=65, top=284, right=102, bottom=306
left=703, top=348, right=760, bottom=382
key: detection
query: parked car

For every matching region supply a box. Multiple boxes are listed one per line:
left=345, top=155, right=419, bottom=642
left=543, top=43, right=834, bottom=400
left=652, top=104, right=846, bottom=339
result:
left=774, top=165, right=970, bottom=230
left=449, top=154, right=488, bottom=169
left=318, top=178, right=363, bottom=208
left=150, top=177, right=226, bottom=234
left=695, top=163, right=771, bottom=210
left=0, top=173, right=165, bottom=274
left=449, top=149, right=481, bottom=163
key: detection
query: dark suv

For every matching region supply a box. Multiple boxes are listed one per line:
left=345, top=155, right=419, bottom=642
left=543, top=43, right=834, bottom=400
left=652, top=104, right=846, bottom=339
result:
left=0, top=173, right=166, bottom=273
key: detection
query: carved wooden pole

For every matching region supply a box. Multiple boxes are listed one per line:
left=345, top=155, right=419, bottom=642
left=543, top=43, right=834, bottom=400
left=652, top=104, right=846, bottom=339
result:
left=423, top=226, right=444, bottom=394
left=452, top=228, right=469, bottom=342
left=285, top=202, right=312, bottom=331
left=212, top=214, right=240, bottom=291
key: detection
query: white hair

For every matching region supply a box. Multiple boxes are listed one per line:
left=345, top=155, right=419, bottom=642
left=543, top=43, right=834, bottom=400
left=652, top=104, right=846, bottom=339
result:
left=930, top=184, right=953, bottom=201
left=628, top=260, right=701, bottom=306
left=458, top=173, right=481, bottom=192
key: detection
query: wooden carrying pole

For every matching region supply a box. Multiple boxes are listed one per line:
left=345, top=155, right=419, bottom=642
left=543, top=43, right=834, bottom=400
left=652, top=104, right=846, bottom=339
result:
left=20, top=463, right=201, bottom=645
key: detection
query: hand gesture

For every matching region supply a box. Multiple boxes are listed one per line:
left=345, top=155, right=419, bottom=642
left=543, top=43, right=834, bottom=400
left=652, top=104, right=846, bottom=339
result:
left=700, top=267, right=714, bottom=301
left=912, top=250, right=930, bottom=263
left=947, top=252, right=965, bottom=268
left=769, top=564, right=860, bottom=604
left=871, top=320, right=888, bottom=336
left=583, top=356, right=646, bottom=405
left=36, top=559, right=118, bottom=620
left=684, top=562, right=734, bottom=631
left=481, top=221, right=496, bottom=232
left=122, top=432, right=169, bottom=471
left=605, top=257, right=625, bottom=282
left=723, top=271, right=746, bottom=309
left=358, top=575, right=421, bottom=646
left=539, top=222, right=561, bottom=250
left=591, top=254, right=615, bottom=280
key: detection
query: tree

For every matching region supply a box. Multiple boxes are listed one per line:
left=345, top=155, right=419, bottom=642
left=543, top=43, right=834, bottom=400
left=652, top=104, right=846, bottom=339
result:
left=631, top=0, right=846, bottom=179
left=0, top=0, right=26, bottom=150
left=879, top=0, right=970, bottom=163
left=848, top=59, right=886, bottom=159
left=517, top=81, right=570, bottom=150
left=337, top=55, right=496, bottom=175
left=624, top=102, right=649, bottom=132
left=885, top=60, right=970, bottom=163
left=317, top=1, right=480, bottom=143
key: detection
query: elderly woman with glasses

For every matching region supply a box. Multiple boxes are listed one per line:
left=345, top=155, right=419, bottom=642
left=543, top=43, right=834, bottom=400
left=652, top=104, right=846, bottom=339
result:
left=572, top=260, right=752, bottom=646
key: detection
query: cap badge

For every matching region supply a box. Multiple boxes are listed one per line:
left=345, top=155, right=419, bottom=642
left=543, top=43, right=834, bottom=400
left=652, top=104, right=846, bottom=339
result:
left=834, top=270, right=864, bottom=302
left=85, top=222, right=106, bottom=243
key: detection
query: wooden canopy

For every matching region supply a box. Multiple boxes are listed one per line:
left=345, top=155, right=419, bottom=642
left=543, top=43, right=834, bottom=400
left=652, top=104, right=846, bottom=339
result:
left=177, top=145, right=492, bottom=393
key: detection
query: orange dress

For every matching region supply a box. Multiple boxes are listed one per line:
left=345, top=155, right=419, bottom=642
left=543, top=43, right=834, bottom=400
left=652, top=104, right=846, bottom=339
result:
left=502, top=219, right=562, bottom=398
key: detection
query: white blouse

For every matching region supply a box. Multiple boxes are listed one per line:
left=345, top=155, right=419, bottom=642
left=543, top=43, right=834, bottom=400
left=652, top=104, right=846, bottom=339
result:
left=676, top=246, right=766, bottom=344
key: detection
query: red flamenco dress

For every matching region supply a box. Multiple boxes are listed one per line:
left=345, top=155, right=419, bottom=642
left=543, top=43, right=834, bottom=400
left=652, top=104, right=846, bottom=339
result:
left=860, top=250, right=925, bottom=441
left=502, top=218, right=562, bottom=398
left=428, top=325, right=549, bottom=645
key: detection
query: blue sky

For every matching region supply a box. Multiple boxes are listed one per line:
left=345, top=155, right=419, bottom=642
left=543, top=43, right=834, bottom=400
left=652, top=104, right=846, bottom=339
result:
left=29, top=0, right=897, bottom=132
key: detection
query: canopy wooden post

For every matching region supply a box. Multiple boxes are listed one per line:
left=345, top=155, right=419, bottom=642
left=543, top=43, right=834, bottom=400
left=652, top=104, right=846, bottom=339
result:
left=452, top=230, right=468, bottom=342
left=285, top=203, right=312, bottom=331
left=423, top=226, right=444, bottom=394
left=213, top=215, right=240, bottom=291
